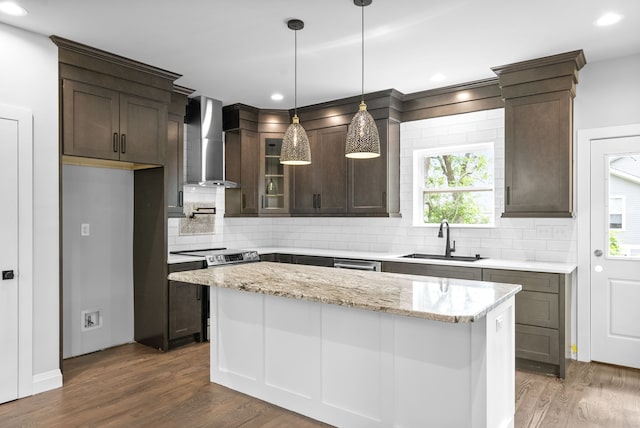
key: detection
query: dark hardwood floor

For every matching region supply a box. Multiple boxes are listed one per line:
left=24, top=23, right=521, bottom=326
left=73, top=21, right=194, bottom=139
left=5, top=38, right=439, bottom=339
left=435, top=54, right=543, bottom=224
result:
left=0, top=342, right=638, bottom=427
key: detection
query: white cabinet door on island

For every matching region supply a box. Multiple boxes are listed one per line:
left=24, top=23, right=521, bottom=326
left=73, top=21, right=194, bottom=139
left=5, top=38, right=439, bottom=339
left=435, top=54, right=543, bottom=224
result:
left=168, top=262, right=521, bottom=428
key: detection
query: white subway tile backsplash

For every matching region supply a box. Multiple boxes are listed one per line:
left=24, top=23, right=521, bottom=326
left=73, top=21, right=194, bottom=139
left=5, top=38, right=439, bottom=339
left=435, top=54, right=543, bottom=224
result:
left=490, top=228, right=523, bottom=240
left=481, top=238, right=514, bottom=249
left=535, top=250, right=576, bottom=264
left=502, top=249, right=536, bottom=261
left=512, top=240, right=548, bottom=250
left=546, top=240, right=575, bottom=252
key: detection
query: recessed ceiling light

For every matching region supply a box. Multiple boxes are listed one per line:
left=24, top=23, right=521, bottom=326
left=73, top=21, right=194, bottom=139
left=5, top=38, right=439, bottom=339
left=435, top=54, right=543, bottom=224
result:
left=0, top=1, right=28, bottom=16
left=271, top=93, right=284, bottom=101
left=430, top=73, right=446, bottom=82
left=595, top=12, right=623, bottom=27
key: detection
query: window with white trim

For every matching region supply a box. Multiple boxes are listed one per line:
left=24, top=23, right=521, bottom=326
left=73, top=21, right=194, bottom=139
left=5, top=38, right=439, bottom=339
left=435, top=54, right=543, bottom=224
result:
left=413, top=143, right=494, bottom=226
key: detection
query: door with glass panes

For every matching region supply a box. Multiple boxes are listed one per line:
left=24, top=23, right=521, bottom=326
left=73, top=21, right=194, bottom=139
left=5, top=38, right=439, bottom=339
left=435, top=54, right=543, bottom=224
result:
left=590, top=135, right=640, bottom=369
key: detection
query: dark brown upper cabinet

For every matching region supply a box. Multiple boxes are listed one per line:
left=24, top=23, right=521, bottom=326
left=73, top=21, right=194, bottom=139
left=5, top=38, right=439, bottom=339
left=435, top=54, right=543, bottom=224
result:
left=166, top=86, right=194, bottom=218
left=62, top=80, right=167, bottom=165
left=52, top=35, right=179, bottom=168
left=290, top=126, right=348, bottom=215
left=347, top=119, right=400, bottom=215
left=223, top=106, right=291, bottom=217
left=493, top=50, right=586, bottom=218
left=222, top=92, right=402, bottom=217
left=292, top=90, right=402, bottom=217
left=225, top=128, right=260, bottom=216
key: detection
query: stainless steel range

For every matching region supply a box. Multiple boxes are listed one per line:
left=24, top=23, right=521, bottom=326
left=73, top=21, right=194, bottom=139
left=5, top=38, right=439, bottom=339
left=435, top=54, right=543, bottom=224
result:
left=171, top=248, right=260, bottom=267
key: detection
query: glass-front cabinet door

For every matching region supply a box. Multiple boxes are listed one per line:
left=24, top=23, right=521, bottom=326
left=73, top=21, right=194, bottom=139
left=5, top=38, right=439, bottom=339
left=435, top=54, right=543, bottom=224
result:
left=259, top=133, right=289, bottom=214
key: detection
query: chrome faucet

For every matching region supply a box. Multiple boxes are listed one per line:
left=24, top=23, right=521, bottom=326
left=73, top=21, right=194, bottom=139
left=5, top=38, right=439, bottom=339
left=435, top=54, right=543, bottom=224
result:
left=438, top=219, right=456, bottom=258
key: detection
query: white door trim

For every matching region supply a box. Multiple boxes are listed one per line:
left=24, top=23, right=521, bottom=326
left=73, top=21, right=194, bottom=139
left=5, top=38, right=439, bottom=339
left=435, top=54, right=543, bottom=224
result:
left=576, top=123, right=640, bottom=363
left=0, top=104, right=34, bottom=398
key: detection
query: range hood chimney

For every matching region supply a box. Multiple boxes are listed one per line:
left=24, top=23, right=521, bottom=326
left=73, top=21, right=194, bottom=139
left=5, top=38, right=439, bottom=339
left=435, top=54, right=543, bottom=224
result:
left=185, top=96, right=237, bottom=187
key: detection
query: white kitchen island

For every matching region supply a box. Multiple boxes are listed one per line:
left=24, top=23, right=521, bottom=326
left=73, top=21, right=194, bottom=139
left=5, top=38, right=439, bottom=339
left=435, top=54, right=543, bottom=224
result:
left=169, top=262, right=521, bottom=428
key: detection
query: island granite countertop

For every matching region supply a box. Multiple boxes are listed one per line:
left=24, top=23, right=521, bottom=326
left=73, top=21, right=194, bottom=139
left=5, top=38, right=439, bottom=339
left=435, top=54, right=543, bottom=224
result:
left=168, top=262, right=521, bottom=323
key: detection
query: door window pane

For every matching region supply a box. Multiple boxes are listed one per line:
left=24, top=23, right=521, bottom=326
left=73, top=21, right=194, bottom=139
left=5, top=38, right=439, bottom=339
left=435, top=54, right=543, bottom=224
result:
left=608, top=154, right=640, bottom=258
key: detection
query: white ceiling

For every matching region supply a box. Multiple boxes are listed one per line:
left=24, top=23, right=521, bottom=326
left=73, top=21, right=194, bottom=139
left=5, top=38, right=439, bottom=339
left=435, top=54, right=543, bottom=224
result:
left=2, top=0, right=640, bottom=108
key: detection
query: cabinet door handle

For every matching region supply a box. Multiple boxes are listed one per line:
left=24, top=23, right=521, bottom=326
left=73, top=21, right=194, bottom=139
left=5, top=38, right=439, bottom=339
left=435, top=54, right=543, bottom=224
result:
left=261, top=195, right=264, bottom=209
left=242, top=193, right=246, bottom=209
left=313, top=194, right=317, bottom=209
left=196, top=285, right=201, bottom=301
left=506, top=186, right=510, bottom=205
left=120, top=134, right=126, bottom=154
left=178, top=190, right=183, bottom=207
left=317, top=193, right=321, bottom=209
left=113, top=133, right=119, bottom=152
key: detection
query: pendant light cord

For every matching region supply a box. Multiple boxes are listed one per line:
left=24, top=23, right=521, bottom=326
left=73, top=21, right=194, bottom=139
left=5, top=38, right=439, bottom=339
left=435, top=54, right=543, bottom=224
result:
left=294, top=28, right=298, bottom=116
left=361, top=3, right=365, bottom=102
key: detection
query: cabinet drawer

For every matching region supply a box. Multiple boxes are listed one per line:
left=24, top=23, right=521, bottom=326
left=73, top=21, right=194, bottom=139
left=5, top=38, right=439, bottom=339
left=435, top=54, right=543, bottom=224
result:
left=515, top=324, right=559, bottom=364
left=515, top=291, right=559, bottom=328
left=482, top=269, right=559, bottom=293
left=382, top=261, right=482, bottom=281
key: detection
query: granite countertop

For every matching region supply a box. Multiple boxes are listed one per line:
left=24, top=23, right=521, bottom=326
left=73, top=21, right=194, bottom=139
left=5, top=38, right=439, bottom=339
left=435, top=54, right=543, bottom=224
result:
left=168, top=262, right=521, bottom=323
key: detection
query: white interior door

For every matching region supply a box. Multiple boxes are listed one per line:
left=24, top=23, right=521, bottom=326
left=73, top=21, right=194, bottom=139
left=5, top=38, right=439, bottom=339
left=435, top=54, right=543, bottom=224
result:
left=0, top=112, right=20, bottom=403
left=590, top=135, right=640, bottom=369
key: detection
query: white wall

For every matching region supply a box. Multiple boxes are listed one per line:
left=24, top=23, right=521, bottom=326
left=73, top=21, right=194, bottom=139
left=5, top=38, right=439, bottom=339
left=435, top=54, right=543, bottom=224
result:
left=62, top=165, right=134, bottom=358
left=575, top=53, right=640, bottom=131
left=0, top=24, right=60, bottom=384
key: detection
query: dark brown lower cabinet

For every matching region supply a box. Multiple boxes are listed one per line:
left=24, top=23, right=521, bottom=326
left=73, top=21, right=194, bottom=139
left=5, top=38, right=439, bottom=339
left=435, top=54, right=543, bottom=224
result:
left=167, top=261, right=205, bottom=349
left=260, top=253, right=293, bottom=263
left=169, top=281, right=202, bottom=342
left=482, top=269, right=570, bottom=378
left=291, top=255, right=334, bottom=267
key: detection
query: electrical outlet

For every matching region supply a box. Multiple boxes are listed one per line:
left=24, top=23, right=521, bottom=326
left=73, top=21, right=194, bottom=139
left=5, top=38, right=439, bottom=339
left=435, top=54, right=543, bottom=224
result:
left=495, top=315, right=504, bottom=331
left=81, top=223, right=90, bottom=236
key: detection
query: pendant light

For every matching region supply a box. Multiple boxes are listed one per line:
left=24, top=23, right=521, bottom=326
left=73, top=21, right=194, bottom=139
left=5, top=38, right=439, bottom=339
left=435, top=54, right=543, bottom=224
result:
left=280, top=19, right=311, bottom=165
left=346, top=0, right=380, bottom=159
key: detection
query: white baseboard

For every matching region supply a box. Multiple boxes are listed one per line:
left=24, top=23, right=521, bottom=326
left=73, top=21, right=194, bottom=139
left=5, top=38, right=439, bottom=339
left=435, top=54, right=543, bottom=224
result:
left=32, top=369, right=63, bottom=395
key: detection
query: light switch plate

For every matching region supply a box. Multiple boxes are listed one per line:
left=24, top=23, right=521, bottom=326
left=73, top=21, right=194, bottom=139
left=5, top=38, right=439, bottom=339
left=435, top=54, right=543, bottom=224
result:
left=81, top=223, right=90, bottom=236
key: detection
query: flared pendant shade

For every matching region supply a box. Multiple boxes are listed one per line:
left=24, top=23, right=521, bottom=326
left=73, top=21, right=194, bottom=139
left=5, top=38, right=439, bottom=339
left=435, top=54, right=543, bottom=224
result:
left=346, top=101, right=380, bottom=159
left=280, top=115, right=311, bottom=165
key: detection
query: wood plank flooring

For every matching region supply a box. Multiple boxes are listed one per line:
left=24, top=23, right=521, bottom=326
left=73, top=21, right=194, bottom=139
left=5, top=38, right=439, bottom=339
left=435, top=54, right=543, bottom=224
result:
left=0, top=342, right=638, bottom=427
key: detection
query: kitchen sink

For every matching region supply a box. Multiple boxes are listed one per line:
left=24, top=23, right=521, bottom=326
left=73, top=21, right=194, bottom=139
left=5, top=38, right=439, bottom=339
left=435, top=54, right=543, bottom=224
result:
left=401, top=253, right=484, bottom=262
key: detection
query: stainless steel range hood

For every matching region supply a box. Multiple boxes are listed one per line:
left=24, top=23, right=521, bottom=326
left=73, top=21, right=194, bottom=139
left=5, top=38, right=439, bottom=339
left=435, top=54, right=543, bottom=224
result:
left=185, top=96, right=237, bottom=187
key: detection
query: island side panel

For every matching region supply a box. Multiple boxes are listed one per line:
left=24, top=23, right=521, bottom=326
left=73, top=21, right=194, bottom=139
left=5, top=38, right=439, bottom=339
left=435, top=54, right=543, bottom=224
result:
left=472, top=297, right=516, bottom=428
left=209, top=287, right=515, bottom=428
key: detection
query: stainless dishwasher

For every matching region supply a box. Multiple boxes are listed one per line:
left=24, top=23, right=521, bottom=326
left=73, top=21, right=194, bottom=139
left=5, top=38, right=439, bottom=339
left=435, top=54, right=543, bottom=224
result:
left=333, top=258, right=382, bottom=272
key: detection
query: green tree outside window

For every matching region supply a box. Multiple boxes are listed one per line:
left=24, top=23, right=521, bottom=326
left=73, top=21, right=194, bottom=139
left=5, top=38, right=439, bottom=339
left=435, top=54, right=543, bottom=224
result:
left=422, top=147, right=493, bottom=225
